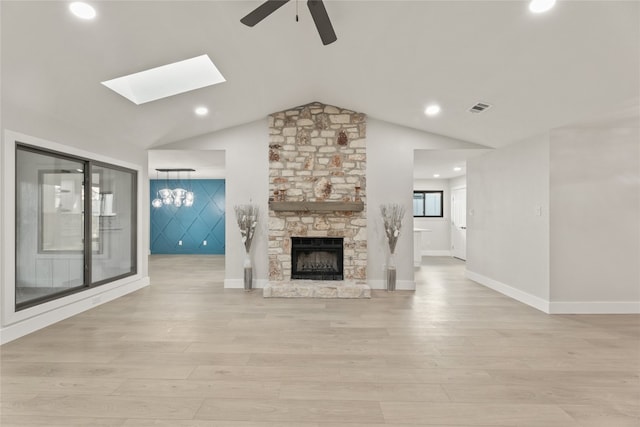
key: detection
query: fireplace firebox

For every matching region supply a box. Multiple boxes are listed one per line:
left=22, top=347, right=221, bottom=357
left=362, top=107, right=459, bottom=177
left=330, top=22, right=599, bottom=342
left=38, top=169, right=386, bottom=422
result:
left=291, top=237, right=344, bottom=280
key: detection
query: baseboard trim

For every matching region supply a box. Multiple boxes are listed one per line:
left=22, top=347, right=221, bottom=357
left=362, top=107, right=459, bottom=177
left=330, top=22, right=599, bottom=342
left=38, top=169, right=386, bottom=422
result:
left=368, top=280, right=416, bottom=291
left=421, top=250, right=452, bottom=256
left=465, top=271, right=640, bottom=314
left=465, top=270, right=550, bottom=313
left=549, top=301, right=640, bottom=314
left=227, top=279, right=416, bottom=292
left=224, top=279, right=268, bottom=289
left=0, top=276, right=150, bottom=345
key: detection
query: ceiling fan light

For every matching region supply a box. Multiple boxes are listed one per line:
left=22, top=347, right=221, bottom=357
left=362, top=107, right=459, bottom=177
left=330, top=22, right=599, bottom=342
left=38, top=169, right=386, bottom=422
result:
left=241, top=0, right=337, bottom=45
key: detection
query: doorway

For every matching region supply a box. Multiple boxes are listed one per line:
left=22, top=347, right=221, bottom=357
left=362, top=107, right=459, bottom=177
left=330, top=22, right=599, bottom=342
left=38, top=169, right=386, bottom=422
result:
left=148, top=149, right=226, bottom=255
left=413, top=148, right=489, bottom=282
left=451, top=186, right=467, bottom=261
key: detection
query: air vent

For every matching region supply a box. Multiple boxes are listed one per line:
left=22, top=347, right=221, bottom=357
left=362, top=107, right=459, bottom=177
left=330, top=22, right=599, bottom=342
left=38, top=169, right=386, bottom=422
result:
left=469, top=102, right=492, bottom=113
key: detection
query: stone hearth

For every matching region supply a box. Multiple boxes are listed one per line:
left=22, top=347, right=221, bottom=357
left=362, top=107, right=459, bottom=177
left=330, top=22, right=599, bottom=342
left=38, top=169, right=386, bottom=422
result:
left=263, top=281, right=370, bottom=298
left=267, top=102, right=368, bottom=298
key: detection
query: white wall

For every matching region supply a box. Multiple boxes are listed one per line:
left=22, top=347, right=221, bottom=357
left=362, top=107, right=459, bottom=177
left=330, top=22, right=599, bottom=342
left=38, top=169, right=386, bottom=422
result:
left=1, top=131, right=150, bottom=344
left=2, top=102, right=149, bottom=166
left=367, top=119, right=489, bottom=289
left=466, top=133, right=551, bottom=311
left=413, top=179, right=451, bottom=255
left=450, top=175, right=467, bottom=190
left=155, top=119, right=270, bottom=288
left=160, top=117, right=485, bottom=290
left=549, top=127, right=640, bottom=313
left=1, top=99, right=151, bottom=344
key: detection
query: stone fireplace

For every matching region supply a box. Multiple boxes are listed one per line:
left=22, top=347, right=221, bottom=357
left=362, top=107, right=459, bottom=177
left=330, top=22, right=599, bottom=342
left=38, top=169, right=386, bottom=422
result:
left=266, top=102, right=368, bottom=296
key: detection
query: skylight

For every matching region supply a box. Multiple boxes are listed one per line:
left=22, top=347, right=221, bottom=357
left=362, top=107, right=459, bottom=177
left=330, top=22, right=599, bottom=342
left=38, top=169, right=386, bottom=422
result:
left=101, top=55, right=225, bottom=105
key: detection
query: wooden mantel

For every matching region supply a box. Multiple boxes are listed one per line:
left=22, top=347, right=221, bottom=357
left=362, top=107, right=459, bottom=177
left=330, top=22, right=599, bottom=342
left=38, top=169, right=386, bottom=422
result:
left=269, top=201, right=364, bottom=212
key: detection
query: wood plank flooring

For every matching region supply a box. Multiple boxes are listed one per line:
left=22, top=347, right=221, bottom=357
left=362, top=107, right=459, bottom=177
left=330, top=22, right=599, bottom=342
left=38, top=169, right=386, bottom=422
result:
left=1, top=255, right=639, bottom=426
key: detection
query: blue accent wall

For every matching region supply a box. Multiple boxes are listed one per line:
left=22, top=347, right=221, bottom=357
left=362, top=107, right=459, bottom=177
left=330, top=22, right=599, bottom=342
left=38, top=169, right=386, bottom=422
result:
left=150, top=179, right=225, bottom=254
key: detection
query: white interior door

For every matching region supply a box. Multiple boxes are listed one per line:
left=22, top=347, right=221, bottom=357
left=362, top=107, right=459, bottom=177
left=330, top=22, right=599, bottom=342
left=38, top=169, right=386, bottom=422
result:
left=451, top=187, right=467, bottom=260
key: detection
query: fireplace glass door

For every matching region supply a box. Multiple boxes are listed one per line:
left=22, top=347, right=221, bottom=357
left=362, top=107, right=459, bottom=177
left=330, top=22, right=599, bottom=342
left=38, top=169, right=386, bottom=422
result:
left=291, top=237, right=343, bottom=280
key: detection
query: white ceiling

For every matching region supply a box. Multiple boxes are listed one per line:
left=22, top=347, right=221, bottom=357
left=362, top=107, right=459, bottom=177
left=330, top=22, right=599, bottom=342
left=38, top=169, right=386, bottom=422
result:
left=148, top=150, right=226, bottom=179
left=2, top=1, right=639, bottom=154
left=414, top=149, right=492, bottom=180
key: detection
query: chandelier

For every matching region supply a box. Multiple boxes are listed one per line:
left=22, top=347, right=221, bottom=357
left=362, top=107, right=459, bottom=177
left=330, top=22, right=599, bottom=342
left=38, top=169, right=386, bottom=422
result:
left=152, top=168, right=195, bottom=208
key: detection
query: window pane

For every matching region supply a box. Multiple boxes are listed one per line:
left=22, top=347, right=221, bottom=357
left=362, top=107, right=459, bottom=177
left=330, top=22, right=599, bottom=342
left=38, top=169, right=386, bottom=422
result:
left=16, top=148, right=86, bottom=306
left=413, top=193, right=425, bottom=216
left=425, top=193, right=442, bottom=216
left=91, top=165, right=136, bottom=283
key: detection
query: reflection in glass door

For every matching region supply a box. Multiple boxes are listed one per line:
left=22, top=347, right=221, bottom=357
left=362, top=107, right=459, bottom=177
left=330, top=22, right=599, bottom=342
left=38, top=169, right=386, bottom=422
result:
left=91, top=164, right=136, bottom=283
left=16, top=148, right=86, bottom=306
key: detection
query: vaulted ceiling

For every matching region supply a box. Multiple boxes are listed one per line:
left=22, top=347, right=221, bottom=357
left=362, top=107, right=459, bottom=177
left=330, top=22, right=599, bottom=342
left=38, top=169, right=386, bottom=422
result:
left=2, top=1, right=638, bottom=154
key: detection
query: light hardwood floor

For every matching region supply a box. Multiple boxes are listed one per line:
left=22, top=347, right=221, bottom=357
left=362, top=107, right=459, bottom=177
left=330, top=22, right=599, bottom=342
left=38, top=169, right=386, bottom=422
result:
left=1, top=255, right=639, bottom=426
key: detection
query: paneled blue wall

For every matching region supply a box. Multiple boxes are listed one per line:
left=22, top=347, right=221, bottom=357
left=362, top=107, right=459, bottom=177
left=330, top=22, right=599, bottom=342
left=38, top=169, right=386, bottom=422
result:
left=150, top=179, right=225, bottom=254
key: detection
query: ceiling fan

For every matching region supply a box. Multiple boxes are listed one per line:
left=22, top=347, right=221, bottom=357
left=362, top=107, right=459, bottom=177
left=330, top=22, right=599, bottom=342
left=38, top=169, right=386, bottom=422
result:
left=241, top=0, right=337, bottom=46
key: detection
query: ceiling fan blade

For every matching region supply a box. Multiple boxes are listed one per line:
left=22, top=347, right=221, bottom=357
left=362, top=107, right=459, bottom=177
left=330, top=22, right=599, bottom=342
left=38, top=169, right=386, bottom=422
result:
left=307, top=0, right=337, bottom=45
left=241, top=0, right=290, bottom=27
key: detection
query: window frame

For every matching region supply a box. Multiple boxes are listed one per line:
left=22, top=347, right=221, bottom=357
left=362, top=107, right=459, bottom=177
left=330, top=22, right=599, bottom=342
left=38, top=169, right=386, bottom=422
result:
left=413, top=190, right=444, bottom=218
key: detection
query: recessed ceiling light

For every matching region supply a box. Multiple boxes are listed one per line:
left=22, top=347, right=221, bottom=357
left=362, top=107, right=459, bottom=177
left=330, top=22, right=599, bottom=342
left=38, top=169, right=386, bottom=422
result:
left=69, top=2, right=96, bottom=20
left=529, top=0, right=556, bottom=14
left=195, top=106, right=209, bottom=116
left=433, top=174, right=440, bottom=178
left=425, top=104, right=441, bottom=116
left=101, top=55, right=226, bottom=105
left=453, top=167, right=462, bottom=172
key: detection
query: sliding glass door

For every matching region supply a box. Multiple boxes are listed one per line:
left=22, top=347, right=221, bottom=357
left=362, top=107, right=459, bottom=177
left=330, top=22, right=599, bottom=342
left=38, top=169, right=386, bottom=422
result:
left=16, top=149, right=86, bottom=306
left=91, top=163, right=136, bottom=283
left=15, top=144, right=137, bottom=310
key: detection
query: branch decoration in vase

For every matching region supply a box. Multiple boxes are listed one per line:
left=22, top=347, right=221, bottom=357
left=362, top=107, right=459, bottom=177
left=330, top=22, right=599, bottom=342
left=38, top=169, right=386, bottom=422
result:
left=234, top=204, right=259, bottom=291
left=380, top=203, right=405, bottom=291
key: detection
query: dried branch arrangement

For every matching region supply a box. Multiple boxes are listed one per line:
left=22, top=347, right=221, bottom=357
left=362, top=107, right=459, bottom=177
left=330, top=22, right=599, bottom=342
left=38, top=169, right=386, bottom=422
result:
left=380, top=203, right=405, bottom=254
left=234, top=204, right=259, bottom=253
